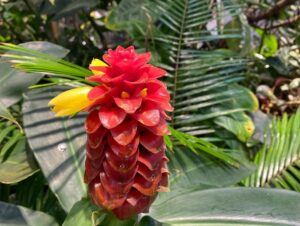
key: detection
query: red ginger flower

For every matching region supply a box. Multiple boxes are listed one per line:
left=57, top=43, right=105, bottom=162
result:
left=49, top=46, right=173, bottom=219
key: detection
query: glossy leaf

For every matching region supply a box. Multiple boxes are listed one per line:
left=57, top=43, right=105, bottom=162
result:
left=0, top=100, right=22, bottom=131
left=44, top=0, right=99, bottom=20
left=22, top=87, right=87, bottom=212
left=0, top=41, right=69, bottom=107
left=0, top=137, right=39, bottom=184
left=0, top=201, right=58, bottom=226
left=169, top=126, right=238, bottom=165
left=154, top=146, right=255, bottom=205
left=214, top=112, right=254, bottom=142
left=63, top=199, right=136, bottom=226
left=150, top=188, right=300, bottom=225
left=62, top=198, right=97, bottom=226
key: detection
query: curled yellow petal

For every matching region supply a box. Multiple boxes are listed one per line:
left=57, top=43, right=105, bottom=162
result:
left=90, top=58, right=107, bottom=75
left=48, top=86, right=95, bottom=117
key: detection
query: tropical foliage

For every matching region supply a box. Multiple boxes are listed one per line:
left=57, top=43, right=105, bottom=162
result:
left=1, top=0, right=300, bottom=225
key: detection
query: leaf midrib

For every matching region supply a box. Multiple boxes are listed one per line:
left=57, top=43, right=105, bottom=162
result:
left=171, top=0, right=188, bottom=125
left=61, top=120, right=86, bottom=193
left=264, top=156, right=300, bottom=188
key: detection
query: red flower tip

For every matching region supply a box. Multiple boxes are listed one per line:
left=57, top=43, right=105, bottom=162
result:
left=84, top=46, right=172, bottom=219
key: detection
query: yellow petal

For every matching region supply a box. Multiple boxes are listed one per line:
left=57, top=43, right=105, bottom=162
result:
left=90, top=58, right=107, bottom=75
left=48, top=86, right=95, bottom=117
left=54, top=107, right=80, bottom=117
left=48, top=86, right=92, bottom=106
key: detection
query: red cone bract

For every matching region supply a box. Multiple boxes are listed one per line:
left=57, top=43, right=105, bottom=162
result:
left=84, top=46, right=172, bottom=219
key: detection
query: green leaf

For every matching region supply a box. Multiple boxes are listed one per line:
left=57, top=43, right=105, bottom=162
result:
left=214, top=112, right=254, bottom=142
left=0, top=124, right=17, bottom=144
left=244, top=108, right=300, bottom=190
left=0, top=41, right=69, bottom=107
left=256, top=29, right=278, bottom=57
left=105, top=0, right=157, bottom=31
left=163, top=135, right=173, bottom=151
left=0, top=201, right=58, bottom=226
left=138, top=216, right=161, bottom=226
left=0, top=137, right=39, bottom=184
left=141, top=0, right=250, bottom=129
left=22, top=87, right=87, bottom=212
left=167, top=148, right=254, bottom=187
left=0, top=130, right=24, bottom=156
left=154, top=146, right=255, bottom=205
left=63, top=199, right=136, bottom=226
left=150, top=188, right=300, bottom=225
left=62, top=198, right=97, bottom=226
left=109, top=0, right=256, bottom=143
left=169, top=127, right=238, bottom=166
left=0, top=100, right=22, bottom=131
left=0, top=43, right=90, bottom=80
left=44, top=0, right=99, bottom=20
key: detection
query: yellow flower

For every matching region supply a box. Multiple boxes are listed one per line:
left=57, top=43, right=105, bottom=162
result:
left=89, top=58, right=107, bottom=75
left=48, top=86, right=95, bottom=117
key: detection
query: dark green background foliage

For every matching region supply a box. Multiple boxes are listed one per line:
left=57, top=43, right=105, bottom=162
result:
left=0, top=0, right=300, bottom=225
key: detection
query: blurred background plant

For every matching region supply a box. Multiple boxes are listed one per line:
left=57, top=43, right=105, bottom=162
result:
left=0, top=0, right=300, bottom=225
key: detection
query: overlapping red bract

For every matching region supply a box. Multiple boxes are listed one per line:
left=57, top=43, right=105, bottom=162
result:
left=84, top=46, right=173, bottom=219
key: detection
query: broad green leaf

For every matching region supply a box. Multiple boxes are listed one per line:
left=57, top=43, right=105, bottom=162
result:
left=265, top=56, right=289, bottom=76
left=0, top=137, right=39, bottom=184
left=214, top=112, right=254, bottom=142
left=221, top=85, right=259, bottom=112
left=0, top=41, right=69, bottom=107
left=0, top=100, right=22, bottom=131
left=154, top=146, right=255, bottom=205
left=41, top=0, right=99, bottom=20
left=256, top=29, right=278, bottom=57
left=95, top=214, right=136, bottom=226
left=22, top=87, right=87, bottom=212
left=0, top=201, right=58, bottom=226
left=63, top=199, right=136, bottom=226
left=62, top=198, right=97, bottom=226
left=138, top=216, right=161, bottom=226
left=150, top=188, right=300, bottom=225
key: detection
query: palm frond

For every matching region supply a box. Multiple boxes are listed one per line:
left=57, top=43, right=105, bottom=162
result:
left=0, top=43, right=92, bottom=81
left=243, top=108, right=300, bottom=191
left=168, top=126, right=239, bottom=166
left=120, top=0, right=258, bottom=139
